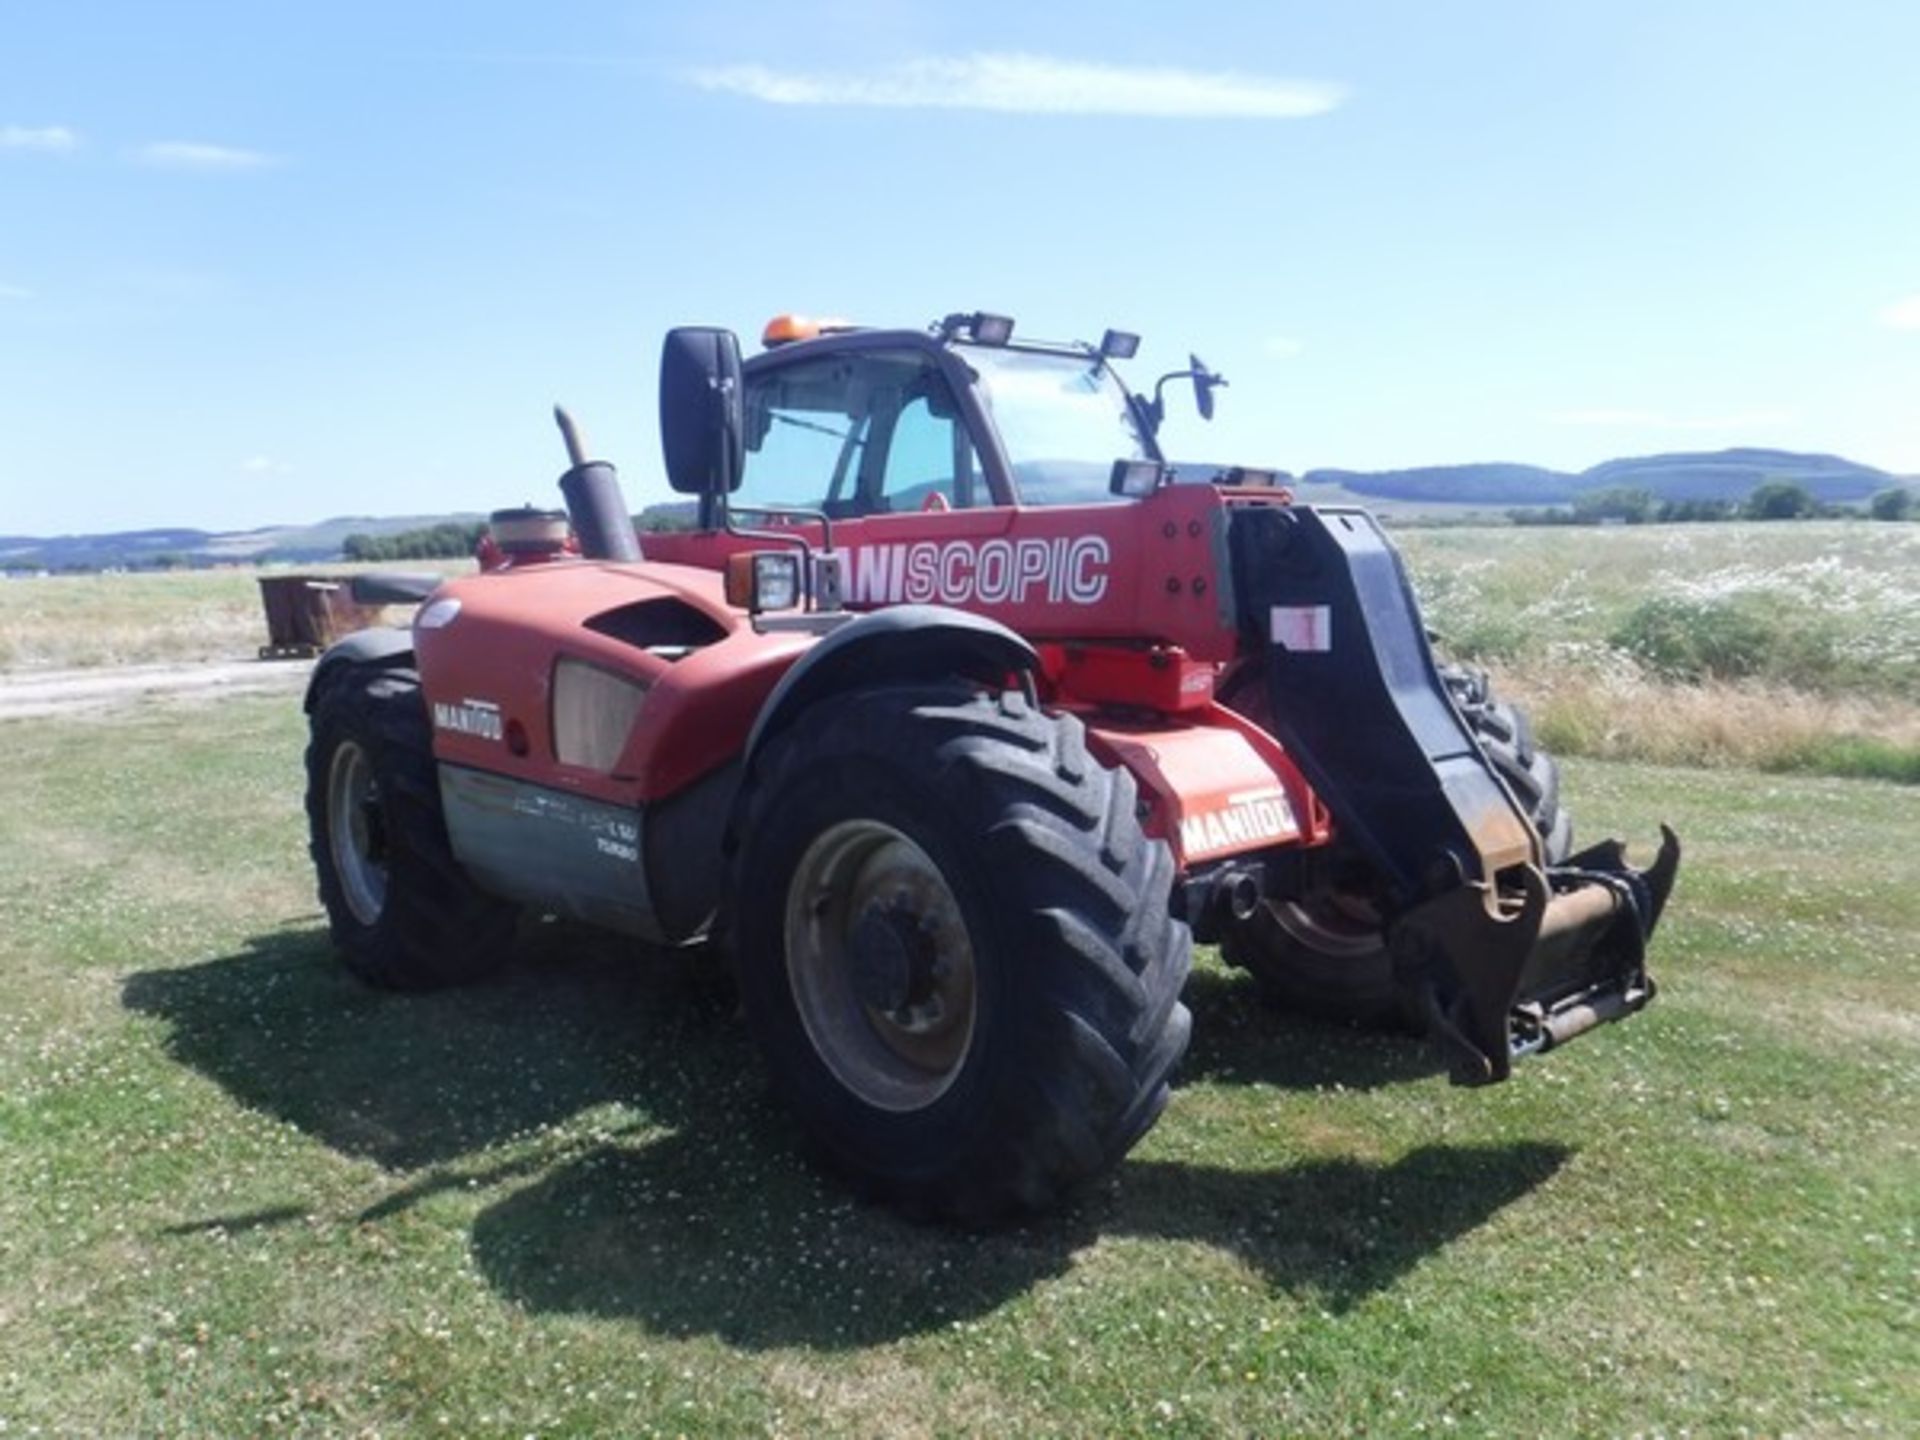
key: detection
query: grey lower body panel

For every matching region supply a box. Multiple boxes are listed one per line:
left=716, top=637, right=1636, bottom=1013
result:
left=439, top=764, right=665, bottom=944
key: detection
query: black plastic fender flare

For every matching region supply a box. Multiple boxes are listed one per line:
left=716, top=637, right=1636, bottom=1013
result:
left=302, top=626, right=415, bottom=712
left=728, top=604, right=1038, bottom=845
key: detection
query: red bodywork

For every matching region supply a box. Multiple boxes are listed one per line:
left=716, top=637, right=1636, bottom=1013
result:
left=422, top=482, right=1330, bottom=872
left=416, top=560, right=805, bottom=807
left=641, top=483, right=1241, bottom=659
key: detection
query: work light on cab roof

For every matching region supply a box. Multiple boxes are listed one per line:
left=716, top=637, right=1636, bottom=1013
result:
left=761, top=313, right=856, bottom=347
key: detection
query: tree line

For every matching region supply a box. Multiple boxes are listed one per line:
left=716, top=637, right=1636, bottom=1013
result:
left=341, top=508, right=702, bottom=560
left=341, top=522, right=489, bottom=561
left=1512, top=482, right=1913, bottom=526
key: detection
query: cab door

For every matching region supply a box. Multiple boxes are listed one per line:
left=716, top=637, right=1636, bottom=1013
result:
left=643, top=341, right=996, bottom=571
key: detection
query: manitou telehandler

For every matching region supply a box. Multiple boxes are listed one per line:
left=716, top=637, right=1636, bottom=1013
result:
left=306, top=310, right=1678, bottom=1223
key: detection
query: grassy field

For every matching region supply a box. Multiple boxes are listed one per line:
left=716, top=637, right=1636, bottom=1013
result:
left=1398, top=522, right=1920, bottom=781
left=0, top=569, right=273, bottom=670
left=1399, top=522, right=1920, bottom=696
left=0, top=563, right=471, bottom=672
left=2, top=682, right=1915, bottom=1434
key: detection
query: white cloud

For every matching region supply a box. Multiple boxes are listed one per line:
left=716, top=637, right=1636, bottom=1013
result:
left=1, top=124, right=78, bottom=152
left=690, top=53, right=1345, bottom=118
left=0, top=283, right=32, bottom=301
left=134, top=141, right=278, bottom=171
left=1880, top=294, right=1920, bottom=330
left=1262, top=336, right=1305, bottom=359
left=239, top=455, right=290, bottom=475
left=1547, top=407, right=1793, bottom=432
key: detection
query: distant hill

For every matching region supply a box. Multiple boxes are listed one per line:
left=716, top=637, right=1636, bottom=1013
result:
left=1301, top=448, right=1897, bottom=507
left=1301, top=462, right=1578, bottom=506
left=0, top=514, right=485, bottom=572
left=1573, top=448, right=1891, bottom=503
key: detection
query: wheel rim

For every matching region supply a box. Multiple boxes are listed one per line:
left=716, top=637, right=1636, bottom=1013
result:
left=1265, top=893, right=1382, bottom=958
left=327, top=740, right=388, bottom=926
left=784, top=819, right=977, bottom=1113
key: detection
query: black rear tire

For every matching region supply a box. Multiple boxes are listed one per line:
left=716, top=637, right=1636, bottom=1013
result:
left=1442, top=664, right=1573, bottom=861
left=306, top=664, right=517, bottom=990
left=1221, top=664, right=1571, bottom=1027
left=729, top=683, right=1192, bottom=1225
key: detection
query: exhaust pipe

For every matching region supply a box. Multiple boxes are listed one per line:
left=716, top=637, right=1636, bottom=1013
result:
left=553, top=406, right=641, bottom=563
left=1215, top=867, right=1262, bottom=924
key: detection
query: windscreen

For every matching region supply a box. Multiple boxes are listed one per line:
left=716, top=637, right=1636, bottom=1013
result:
left=956, top=344, right=1150, bottom=505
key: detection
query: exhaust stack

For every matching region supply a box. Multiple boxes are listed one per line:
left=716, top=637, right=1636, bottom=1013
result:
left=553, top=406, right=641, bottom=563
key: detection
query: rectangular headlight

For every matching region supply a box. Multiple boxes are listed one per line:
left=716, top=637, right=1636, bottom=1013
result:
left=1109, top=458, right=1169, bottom=498
left=725, top=550, right=802, bottom=612
left=971, top=312, right=1015, bottom=346
left=753, top=552, right=801, bottom=611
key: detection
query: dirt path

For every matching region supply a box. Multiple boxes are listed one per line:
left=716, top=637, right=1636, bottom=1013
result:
left=0, top=658, right=313, bottom=721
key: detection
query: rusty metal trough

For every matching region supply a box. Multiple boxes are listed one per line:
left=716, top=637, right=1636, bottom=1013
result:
left=255, top=574, right=386, bottom=659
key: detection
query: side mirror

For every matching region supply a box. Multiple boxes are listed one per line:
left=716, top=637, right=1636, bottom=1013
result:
left=1141, top=354, right=1229, bottom=439
left=660, top=327, right=745, bottom=495
left=1190, top=353, right=1226, bottom=421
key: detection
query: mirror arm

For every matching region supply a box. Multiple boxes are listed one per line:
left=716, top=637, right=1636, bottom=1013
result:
left=720, top=500, right=837, bottom=606
left=1129, top=390, right=1164, bottom=440
left=724, top=501, right=834, bottom=556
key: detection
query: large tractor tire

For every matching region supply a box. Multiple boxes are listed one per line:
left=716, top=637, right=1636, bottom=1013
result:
left=729, top=682, right=1192, bottom=1225
left=306, top=664, right=516, bottom=990
left=1441, top=664, right=1572, bottom=861
left=1221, top=664, right=1571, bottom=1028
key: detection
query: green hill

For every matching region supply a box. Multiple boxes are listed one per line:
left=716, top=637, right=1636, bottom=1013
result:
left=1303, top=448, right=1895, bottom=508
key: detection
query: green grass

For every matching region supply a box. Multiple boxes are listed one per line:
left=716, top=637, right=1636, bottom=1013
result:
left=2, top=694, right=1916, bottom=1435
left=1767, top=732, right=1920, bottom=785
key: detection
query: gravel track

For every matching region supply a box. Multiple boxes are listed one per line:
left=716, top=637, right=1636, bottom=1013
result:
left=0, top=658, right=312, bottom=720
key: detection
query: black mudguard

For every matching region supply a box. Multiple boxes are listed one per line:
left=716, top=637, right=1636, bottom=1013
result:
left=303, top=626, right=415, bottom=712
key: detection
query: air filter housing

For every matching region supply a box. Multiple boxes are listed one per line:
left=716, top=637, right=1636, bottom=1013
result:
left=489, top=506, right=571, bottom=558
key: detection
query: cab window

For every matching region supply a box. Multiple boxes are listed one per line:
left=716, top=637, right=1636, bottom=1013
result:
left=739, top=350, right=987, bottom=517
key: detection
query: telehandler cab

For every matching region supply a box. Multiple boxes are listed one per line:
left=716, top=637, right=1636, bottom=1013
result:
left=306, top=310, right=1678, bottom=1223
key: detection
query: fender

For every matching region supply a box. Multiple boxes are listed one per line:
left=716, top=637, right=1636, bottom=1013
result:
left=1080, top=704, right=1329, bottom=871
left=727, top=605, right=1037, bottom=845
left=303, top=626, right=415, bottom=712
left=744, top=604, right=1037, bottom=762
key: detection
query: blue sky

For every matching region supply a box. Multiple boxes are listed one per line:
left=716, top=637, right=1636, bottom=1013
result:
left=2, top=1, right=1917, bottom=534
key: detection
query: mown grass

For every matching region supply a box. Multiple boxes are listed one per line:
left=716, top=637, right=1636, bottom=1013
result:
left=2, top=693, right=1914, bottom=1436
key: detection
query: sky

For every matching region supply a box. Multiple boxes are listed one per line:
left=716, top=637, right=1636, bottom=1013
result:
left=2, top=1, right=1918, bottom=535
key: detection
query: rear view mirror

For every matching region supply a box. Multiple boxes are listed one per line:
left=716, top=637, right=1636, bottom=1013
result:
left=1191, top=353, right=1225, bottom=421
left=1141, top=353, right=1229, bottom=438
left=660, top=328, right=745, bottom=495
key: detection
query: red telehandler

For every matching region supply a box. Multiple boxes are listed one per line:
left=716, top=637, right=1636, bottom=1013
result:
left=307, top=311, right=1678, bottom=1223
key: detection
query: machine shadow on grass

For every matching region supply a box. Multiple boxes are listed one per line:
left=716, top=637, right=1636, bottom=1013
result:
left=1176, top=968, right=1443, bottom=1092
left=124, top=927, right=1566, bottom=1350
